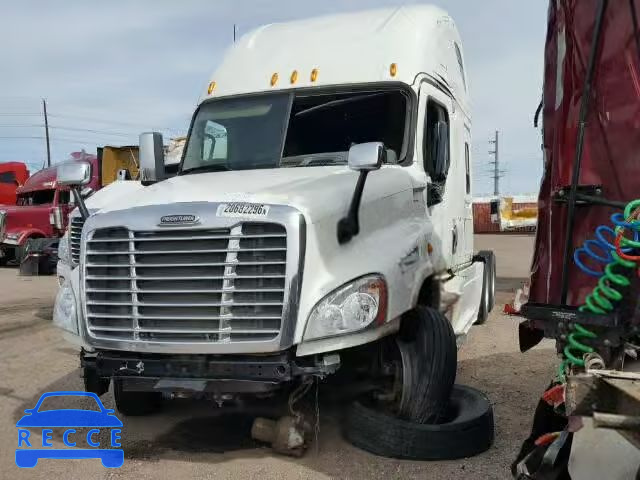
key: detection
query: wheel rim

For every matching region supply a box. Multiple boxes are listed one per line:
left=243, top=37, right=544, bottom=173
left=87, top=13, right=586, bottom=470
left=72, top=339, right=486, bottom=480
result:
left=374, top=337, right=413, bottom=418
left=395, top=338, right=414, bottom=418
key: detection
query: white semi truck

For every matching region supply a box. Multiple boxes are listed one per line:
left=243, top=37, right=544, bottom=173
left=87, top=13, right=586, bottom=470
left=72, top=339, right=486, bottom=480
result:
left=53, top=5, right=495, bottom=429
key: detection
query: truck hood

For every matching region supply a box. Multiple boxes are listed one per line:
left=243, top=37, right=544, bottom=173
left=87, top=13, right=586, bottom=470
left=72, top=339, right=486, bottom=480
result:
left=0, top=205, right=51, bottom=235
left=95, top=166, right=413, bottom=224
left=84, top=180, right=145, bottom=211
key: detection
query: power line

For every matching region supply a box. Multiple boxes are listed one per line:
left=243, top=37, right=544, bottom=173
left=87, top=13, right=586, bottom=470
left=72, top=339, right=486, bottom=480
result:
left=48, top=125, right=132, bottom=137
left=0, top=135, right=132, bottom=145
left=0, top=136, right=46, bottom=140
left=1, top=109, right=183, bottom=135
left=48, top=113, right=182, bottom=133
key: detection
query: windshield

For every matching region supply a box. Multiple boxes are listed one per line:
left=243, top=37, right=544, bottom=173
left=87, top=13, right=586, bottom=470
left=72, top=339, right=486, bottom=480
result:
left=181, top=89, right=408, bottom=174
left=182, top=94, right=290, bottom=173
left=16, top=189, right=55, bottom=206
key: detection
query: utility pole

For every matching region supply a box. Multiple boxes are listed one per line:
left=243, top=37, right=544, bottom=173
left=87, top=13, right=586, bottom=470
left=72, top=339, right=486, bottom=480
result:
left=488, top=130, right=500, bottom=196
left=42, top=98, right=51, bottom=167
left=233, top=24, right=237, bottom=43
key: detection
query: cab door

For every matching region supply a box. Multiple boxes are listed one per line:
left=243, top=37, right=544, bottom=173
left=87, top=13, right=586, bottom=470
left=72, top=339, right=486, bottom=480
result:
left=417, top=83, right=462, bottom=269
left=461, top=124, right=474, bottom=263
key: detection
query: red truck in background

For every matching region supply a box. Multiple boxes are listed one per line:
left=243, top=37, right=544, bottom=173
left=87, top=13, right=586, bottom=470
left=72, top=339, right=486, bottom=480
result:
left=0, top=162, right=30, bottom=206
left=0, top=154, right=100, bottom=265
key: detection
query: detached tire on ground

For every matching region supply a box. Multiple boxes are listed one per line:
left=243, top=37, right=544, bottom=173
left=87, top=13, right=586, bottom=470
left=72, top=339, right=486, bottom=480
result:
left=113, top=379, right=163, bottom=416
left=344, top=385, right=494, bottom=460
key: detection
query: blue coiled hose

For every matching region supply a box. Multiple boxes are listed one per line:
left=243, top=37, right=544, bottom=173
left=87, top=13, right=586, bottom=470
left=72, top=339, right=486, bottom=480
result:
left=573, top=213, right=639, bottom=278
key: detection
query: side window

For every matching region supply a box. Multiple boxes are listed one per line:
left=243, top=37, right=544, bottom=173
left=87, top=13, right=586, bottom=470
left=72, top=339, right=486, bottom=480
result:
left=202, top=121, right=228, bottom=162
left=57, top=190, right=71, bottom=205
left=424, top=100, right=450, bottom=181
left=454, top=43, right=467, bottom=92
left=424, top=100, right=450, bottom=206
left=465, top=143, right=471, bottom=194
left=0, top=171, right=17, bottom=184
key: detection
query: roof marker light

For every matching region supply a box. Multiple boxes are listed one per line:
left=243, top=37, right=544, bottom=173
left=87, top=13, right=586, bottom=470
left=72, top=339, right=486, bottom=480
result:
left=390, top=63, right=398, bottom=77
left=310, top=68, right=319, bottom=82
left=207, top=81, right=216, bottom=94
left=271, top=73, right=279, bottom=86
left=290, top=70, right=298, bottom=84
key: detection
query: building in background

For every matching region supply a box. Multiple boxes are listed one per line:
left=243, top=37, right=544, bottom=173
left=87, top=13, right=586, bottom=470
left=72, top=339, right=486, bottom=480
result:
left=473, top=195, right=537, bottom=233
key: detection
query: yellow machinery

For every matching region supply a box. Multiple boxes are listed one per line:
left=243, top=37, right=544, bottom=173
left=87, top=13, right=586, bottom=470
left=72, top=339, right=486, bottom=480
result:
left=98, top=145, right=139, bottom=186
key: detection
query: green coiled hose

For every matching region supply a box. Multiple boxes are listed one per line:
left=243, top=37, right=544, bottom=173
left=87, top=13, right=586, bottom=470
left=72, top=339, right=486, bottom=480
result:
left=559, top=199, right=640, bottom=381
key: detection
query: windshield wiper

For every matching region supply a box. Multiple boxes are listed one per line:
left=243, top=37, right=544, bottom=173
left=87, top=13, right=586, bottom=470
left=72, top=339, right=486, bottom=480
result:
left=180, top=164, right=230, bottom=175
left=294, top=93, right=386, bottom=118
left=294, top=159, right=345, bottom=167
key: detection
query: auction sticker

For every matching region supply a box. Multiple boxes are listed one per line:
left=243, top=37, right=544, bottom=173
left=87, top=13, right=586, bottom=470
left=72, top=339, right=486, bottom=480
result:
left=216, top=203, right=270, bottom=217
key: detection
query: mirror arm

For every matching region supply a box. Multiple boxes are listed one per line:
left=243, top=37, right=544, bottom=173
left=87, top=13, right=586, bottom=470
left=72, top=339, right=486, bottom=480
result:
left=71, top=187, right=90, bottom=220
left=337, top=170, right=369, bottom=244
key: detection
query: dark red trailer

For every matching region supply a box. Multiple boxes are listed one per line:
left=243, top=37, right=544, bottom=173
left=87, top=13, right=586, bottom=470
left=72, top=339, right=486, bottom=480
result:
left=529, top=0, right=640, bottom=307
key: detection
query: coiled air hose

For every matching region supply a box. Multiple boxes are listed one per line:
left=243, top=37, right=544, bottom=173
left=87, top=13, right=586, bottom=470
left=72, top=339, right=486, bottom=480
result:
left=559, top=199, right=640, bottom=381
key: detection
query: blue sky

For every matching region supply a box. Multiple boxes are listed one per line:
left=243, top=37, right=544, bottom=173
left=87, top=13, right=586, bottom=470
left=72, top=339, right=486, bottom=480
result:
left=0, top=1, right=547, bottom=195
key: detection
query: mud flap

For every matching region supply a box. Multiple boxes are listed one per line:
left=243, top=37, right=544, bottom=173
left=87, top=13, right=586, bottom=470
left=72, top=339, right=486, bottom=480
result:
left=519, top=320, right=545, bottom=353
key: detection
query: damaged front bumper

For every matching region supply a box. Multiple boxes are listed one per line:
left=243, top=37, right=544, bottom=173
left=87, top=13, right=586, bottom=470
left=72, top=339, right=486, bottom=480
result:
left=82, top=349, right=340, bottom=395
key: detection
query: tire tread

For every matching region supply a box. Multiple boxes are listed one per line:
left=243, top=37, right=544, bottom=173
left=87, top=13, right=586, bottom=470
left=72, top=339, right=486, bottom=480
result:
left=344, top=385, right=494, bottom=460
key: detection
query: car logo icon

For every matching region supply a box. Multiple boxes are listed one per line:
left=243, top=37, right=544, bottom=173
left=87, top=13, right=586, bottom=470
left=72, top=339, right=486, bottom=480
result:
left=16, top=391, right=124, bottom=468
left=159, top=214, right=199, bottom=226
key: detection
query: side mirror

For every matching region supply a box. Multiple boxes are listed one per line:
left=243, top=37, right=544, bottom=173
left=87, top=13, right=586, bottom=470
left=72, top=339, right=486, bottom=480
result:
left=426, top=121, right=449, bottom=208
left=57, top=161, right=92, bottom=219
left=139, top=132, right=165, bottom=184
left=338, top=142, right=385, bottom=244
left=347, top=142, right=385, bottom=172
left=433, top=120, right=449, bottom=180
left=57, top=161, right=91, bottom=187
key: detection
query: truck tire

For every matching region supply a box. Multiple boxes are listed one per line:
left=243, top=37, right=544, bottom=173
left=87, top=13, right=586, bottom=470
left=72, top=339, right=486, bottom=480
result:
left=344, top=385, right=494, bottom=460
left=394, top=306, right=457, bottom=423
left=113, top=379, right=162, bottom=416
left=475, top=251, right=495, bottom=325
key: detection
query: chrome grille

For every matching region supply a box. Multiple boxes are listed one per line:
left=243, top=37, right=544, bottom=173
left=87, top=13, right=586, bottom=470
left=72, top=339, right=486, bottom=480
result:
left=70, top=216, right=85, bottom=265
left=84, top=223, right=287, bottom=343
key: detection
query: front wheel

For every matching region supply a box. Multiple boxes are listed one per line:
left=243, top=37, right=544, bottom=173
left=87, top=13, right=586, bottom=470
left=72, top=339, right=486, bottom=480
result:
left=378, top=306, right=457, bottom=423
left=475, top=250, right=496, bottom=325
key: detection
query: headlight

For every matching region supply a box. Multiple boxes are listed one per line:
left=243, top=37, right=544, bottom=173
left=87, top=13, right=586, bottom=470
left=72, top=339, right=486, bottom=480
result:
left=57, top=233, right=70, bottom=265
left=303, top=275, right=387, bottom=341
left=53, top=279, right=78, bottom=334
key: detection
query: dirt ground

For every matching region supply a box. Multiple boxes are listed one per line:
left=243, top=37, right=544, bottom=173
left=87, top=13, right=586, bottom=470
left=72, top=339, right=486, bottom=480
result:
left=0, top=234, right=558, bottom=480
